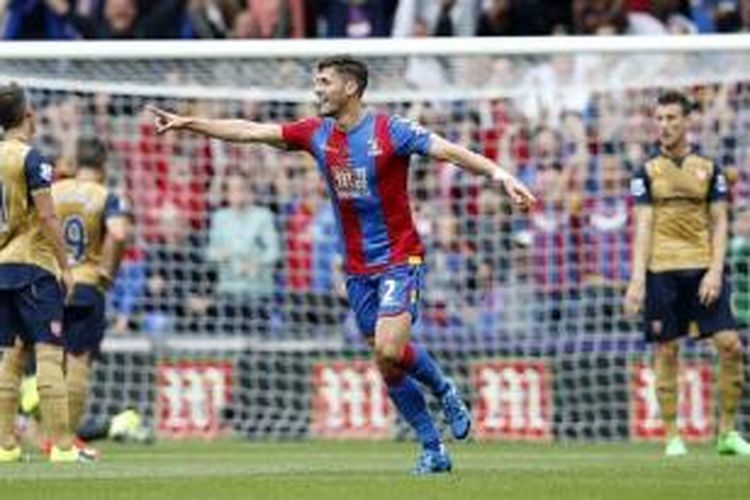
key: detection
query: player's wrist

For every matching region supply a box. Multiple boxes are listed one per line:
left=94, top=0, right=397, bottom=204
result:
left=707, top=265, right=723, bottom=277
left=629, top=275, right=646, bottom=287
left=490, top=168, right=510, bottom=183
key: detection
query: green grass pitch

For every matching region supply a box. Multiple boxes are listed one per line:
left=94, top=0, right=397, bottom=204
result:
left=1, top=440, right=749, bottom=500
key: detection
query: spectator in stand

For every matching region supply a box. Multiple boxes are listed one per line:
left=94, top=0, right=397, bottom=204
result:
left=716, top=0, right=749, bottom=32
left=231, top=0, right=305, bottom=39
left=1, top=0, right=83, bottom=39
left=422, top=211, right=473, bottom=341
left=312, top=0, right=396, bottom=38
left=188, top=0, right=242, bottom=38
left=108, top=246, right=146, bottom=335
left=392, top=0, right=480, bottom=37
left=581, top=143, right=632, bottom=333
left=44, top=0, right=194, bottom=39
left=283, top=168, right=346, bottom=332
left=627, top=0, right=698, bottom=34
left=476, top=0, right=573, bottom=36
left=573, top=0, right=628, bottom=33
left=142, top=203, right=214, bottom=337
left=500, top=232, right=536, bottom=338
left=528, top=160, right=583, bottom=335
left=207, top=172, right=280, bottom=335
left=129, top=115, right=212, bottom=242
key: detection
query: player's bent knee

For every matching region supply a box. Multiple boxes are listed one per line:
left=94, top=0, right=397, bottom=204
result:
left=374, top=345, right=400, bottom=368
left=656, top=378, right=678, bottom=395
left=654, top=341, right=679, bottom=360
left=713, top=331, right=742, bottom=358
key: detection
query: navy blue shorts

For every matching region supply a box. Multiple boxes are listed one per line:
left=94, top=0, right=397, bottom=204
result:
left=63, top=284, right=106, bottom=356
left=644, top=268, right=736, bottom=343
left=346, top=264, right=425, bottom=337
left=0, top=274, right=64, bottom=347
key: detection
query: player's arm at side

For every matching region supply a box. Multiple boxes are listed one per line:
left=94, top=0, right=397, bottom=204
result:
left=699, top=166, right=730, bottom=305
left=707, top=166, right=730, bottom=275
left=26, top=151, right=74, bottom=295
left=624, top=167, right=653, bottom=316
left=708, top=201, right=729, bottom=274
left=427, top=133, right=536, bottom=209
left=98, top=194, right=133, bottom=288
left=147, top=105, right=284, bottom=147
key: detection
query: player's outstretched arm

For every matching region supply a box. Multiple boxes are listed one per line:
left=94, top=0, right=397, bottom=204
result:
left=428, top=134, right=536, bottom=210
left=146, top=105, right=284, bottom=147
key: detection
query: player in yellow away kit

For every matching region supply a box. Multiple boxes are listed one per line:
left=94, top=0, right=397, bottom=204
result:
left=52, top=137, right=131, bottom=457
left=625, top=91, right=750, bottom=457
left=0, top=83, right=80, bottom=463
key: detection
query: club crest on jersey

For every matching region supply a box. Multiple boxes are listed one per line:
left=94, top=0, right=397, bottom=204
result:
left=332, top=166, right=369, bottom=199
left=651, top=320, right=662, bottom=336
left=50, top=320, right=62, bottom=337
left=367, top=138, right=382, bottom=157
left=630, top=178, right=646, bottom=197
left=695, top=168, right=708, bottom=182
left=40, top=162, right=53, bottom=182
left=716, top=173, right=727, bottom=193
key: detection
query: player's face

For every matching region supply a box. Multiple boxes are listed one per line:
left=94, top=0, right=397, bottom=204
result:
left=655, top=103, right=688, bottom=150
left=314, top=67, right=354, bottom=117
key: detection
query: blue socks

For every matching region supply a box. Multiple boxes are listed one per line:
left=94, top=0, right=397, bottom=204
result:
left=387, top=376, right=441, bottom=452
left=401, top=343, right=450, bottom=397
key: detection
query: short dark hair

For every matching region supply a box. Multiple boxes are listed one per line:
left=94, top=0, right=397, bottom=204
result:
left=76, top=136, right=108, bottom=170
left=0, top=82, right=27, bottom=130
left=317, top=55, right=369, bottom=97
left=657, top=91, right=693, bottom=115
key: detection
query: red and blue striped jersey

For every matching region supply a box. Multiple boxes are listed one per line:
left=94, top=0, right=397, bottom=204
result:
left=282, top=112, right=432, bottom=275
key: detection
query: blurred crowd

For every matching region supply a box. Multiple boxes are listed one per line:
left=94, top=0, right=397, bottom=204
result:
left=25, top=74, right=750, bottom=347
left=1, top=0, right=750, bottom=40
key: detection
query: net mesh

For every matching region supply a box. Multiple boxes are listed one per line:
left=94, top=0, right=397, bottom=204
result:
left=3, top=45, right=749, bottom=441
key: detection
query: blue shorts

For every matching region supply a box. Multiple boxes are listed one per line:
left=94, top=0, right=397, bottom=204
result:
left=645, top=268, right=737, bottom=343
left=63, top=284, right=106, bottom=356
left=0, top=274, right=64, bottom=347
left=345, top=264, right=425, bottom=337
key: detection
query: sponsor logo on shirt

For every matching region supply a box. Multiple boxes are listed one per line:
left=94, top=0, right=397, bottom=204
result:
left=332, top=165, right=369, bottom=199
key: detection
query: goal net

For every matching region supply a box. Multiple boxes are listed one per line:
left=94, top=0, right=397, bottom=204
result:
left=2, top=37, right=749, bottom=442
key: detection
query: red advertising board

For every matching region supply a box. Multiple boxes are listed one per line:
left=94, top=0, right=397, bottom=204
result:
left=156, top=360, right=233, bottom=439
left=630, top=361, right=713, bottom=441
left=471, top=360, right=553, bottom=441
left=311, top=360, right=394, bottom=439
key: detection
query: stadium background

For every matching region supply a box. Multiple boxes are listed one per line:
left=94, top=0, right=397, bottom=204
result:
left=1, top=1, right=750, bottom=446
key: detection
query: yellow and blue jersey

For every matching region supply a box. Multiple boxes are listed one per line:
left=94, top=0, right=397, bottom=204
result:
left=51, top=179, right=126, bottom=291
left=0, top=138, right=58, bottom=286
left=631, top=151, right=727, bottom=273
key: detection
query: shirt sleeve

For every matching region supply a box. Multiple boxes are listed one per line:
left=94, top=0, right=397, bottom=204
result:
left=104, top=192, right=128, bottom=220
left=708, top=164, right=729, bottom=202
left=387, top=115, right=432, bottom=157
left=281, top=117, right=322, bottom=152
left=630, top=166, right=652, bottom=205
left=24, top=148, right=54, bottom=193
